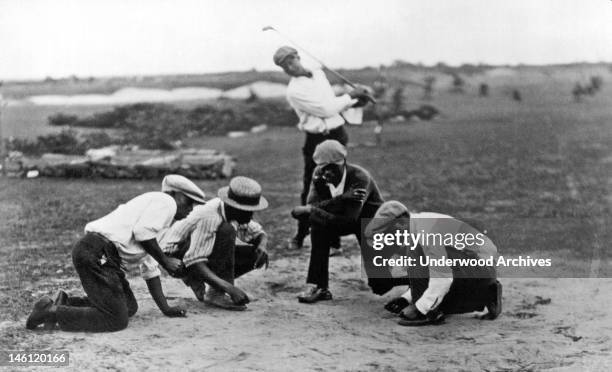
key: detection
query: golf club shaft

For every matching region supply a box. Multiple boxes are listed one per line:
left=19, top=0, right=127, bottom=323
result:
left=264, top=26, right=376, bottom=103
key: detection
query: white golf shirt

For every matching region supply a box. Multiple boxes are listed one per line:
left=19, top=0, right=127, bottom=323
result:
left=85, top=192, right=176, bottom=280
left=286, top=69, right=359, bottom=133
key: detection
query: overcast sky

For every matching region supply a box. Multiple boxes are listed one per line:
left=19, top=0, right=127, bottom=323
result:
left=1, top=0, right=611, bottom=80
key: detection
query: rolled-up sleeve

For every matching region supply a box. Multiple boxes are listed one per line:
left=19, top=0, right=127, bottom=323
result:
left=415, top=277, right=453, bottom=315
left=158, top=212, right=199, bottom=254
left=139, top=255, right=161, bottom=280
left=133, top=199, right=176, bottom=242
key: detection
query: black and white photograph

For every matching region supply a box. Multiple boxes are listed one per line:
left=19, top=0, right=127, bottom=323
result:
left=1, top=0, right=611, bottom=370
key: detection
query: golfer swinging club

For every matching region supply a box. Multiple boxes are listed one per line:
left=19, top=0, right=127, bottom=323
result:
left=273, top=46, right=373, bottom=251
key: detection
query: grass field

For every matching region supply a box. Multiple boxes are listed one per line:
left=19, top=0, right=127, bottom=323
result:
left=1, top=70, right=611, bottom=370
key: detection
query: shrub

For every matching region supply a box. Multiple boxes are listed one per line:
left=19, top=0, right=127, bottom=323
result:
left=8, top=129, right=84, bottom=155
left=48, top=113, right=79, bottom=126
left=42, top=100, right=298, bottom=150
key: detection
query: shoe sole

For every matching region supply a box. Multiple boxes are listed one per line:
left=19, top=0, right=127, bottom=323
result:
left=398, top=312, right=445, bottom=327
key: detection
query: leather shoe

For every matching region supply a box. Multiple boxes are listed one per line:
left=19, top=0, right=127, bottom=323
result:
left=53, top=290, right=68, bottom=306
left=203, top=289, right=246, bottom=311
left=298, top=287, right=332, bottom=304
left=484, top=280, right=502, bottom=320
left=26, top=297, right=53, bottom=330
left=398, top=305, right=444, bottom=326
left=43, top=291, right=68, bottom=330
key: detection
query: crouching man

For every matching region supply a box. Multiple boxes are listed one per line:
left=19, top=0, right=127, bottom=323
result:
left=158, top=176, right=269, bottom=311
left=291, top=140, right=385, bottom=303
left=26, top=175, right=206, bottom=332
left=364, top=201, right=502, bottom=326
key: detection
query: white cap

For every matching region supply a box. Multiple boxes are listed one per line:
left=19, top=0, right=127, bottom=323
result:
left=161, top=174, right=206, bottom=204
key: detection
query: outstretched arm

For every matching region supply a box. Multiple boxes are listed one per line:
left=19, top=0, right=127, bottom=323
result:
left=145, top=276, right=186, bottom=317
left=188, top=262, right=250, bottom=306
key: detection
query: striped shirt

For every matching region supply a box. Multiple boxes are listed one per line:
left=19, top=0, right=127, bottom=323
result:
left=158, top=198, right=265, bottom=267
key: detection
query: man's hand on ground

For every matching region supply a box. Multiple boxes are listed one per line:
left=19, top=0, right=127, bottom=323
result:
left=227, top=287, right=250, bottom=306
left=162, top=306, right=187, bottom=317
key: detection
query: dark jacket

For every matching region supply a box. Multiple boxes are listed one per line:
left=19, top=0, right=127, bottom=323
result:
left=307, top=163, right=384, bottom=230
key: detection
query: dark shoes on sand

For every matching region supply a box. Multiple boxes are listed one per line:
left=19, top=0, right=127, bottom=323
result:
left=398, top=307, right=445, bottom=327
left=27, top=290, right=67, bottom=330
left=389, top=280, right=503, bottom=326
left=297, top=287, right=332, bottom=304
left=203, top=289, right=247, bottom=311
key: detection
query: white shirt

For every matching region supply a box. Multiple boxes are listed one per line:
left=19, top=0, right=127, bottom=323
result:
left=85, top=192, right=176, bottom=280
left=286, top=69, right=359, bottom=133
left=327, top=168, right=347, bottom=197
left=158, top=198, right=265, bottom=267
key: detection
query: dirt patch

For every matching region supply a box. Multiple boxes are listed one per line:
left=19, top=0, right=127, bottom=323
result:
left=3, top=255, right=612, bottom=371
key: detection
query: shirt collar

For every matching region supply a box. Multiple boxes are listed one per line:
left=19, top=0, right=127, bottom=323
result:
left=328, top=167, right=347, bottom=197
left=218, top=200, right=227, bottom=222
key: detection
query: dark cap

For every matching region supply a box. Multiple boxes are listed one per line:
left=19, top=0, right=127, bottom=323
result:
left=273, top=46, right=298, bottom=66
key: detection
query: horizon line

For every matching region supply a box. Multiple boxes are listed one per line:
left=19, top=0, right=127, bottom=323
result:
left=2, top=60, right=611, bottom=84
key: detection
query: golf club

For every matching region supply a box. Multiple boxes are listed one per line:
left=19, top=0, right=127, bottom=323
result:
left=263, top=25, right=376, bottom=104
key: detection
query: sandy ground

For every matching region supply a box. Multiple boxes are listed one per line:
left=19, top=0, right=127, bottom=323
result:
left=2, top=246, right=612, bottom=372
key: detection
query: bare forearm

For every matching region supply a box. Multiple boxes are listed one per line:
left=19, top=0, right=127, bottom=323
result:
left=145, top=276, right=170, bottom=313
left=139, top=239, right=168, bottom=267
left=189, top=262, right=233, bottom=293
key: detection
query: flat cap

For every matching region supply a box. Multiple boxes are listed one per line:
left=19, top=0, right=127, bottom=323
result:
left=273, top=46, right=298, bottom=66
left=313, top=140, right=347, bottom=165
left=161, top=174, right=206, bottom=204
left=364, top=200, right=410, bottom=238
left=375, top=201, right=410, bottom=219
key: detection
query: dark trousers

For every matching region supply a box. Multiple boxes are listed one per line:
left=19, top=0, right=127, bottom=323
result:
left=182, top=222, right=259, bottom=288
left=297, top=126, right=349, bottom=239
left=380, top=244, right=496, bottom=314
left=56, top=233, right=138, bottom=332
left=408, top=277, right=495, bottom=314
left=306, top=222, right=359, bottom=289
